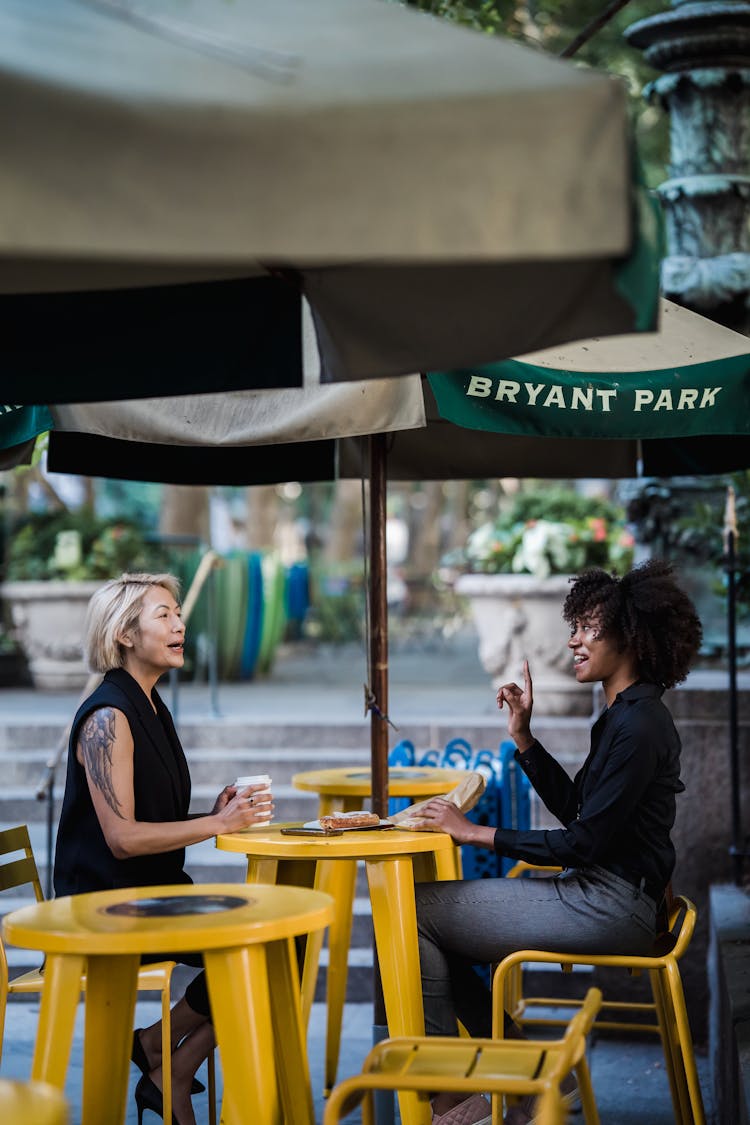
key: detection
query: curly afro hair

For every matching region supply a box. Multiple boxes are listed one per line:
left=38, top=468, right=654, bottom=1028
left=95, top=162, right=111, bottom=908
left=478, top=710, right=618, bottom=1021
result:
left=562, top=559, right=702, bottom=690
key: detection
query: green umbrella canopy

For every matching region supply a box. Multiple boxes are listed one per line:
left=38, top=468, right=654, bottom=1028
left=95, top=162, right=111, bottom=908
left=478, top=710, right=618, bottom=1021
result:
left=428, top=299, right=750, bottom=443
left=337, top=299, right=750, bottom=480
left=0, top=405, right=53, bottom=469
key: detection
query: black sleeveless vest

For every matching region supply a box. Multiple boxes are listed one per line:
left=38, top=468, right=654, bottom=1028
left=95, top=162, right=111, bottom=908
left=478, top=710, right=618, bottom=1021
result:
left=53, top=668, right=192, bottom=896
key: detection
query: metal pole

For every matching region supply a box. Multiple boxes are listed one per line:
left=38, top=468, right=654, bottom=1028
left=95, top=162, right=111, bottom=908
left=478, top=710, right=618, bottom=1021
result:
left=369, top=433, right=389, bottom=821
left=724, top=486, right=743, bottom=883
left=45, top=776, right=54, bottom=900
left=368, top=433, right=394, bottom=1125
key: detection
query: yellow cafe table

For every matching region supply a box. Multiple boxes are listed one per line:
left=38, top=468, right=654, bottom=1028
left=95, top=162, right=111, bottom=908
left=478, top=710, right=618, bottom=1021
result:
left=291, top=766, right=463, bottom=819
left=216, top=823, right=456, bottom=1125
left=291, top=765, right=463, bottom=1096
left=2, top=882, right=333, bottom=1125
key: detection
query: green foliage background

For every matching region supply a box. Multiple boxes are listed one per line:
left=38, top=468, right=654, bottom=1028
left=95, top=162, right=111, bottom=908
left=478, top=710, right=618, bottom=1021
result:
left=402, top=0, right=669, bottom=186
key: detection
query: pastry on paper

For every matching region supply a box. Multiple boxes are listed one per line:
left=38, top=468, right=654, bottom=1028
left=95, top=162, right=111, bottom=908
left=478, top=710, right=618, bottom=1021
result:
left=388, top=770, right=486, bottom=831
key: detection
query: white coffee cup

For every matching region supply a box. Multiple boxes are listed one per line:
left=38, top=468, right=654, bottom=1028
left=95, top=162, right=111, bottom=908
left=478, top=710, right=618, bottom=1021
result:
left=234, top=773, right=272, bottom=792
left=234, top=774, right=273, bottom=825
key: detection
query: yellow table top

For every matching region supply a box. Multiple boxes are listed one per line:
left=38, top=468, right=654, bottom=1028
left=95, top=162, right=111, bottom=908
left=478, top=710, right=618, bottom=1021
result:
left=3, top=883, right=333, bottom=956
left=292, top=766, right=460, bottom=796
left=216, top=824, right=454, bottom=860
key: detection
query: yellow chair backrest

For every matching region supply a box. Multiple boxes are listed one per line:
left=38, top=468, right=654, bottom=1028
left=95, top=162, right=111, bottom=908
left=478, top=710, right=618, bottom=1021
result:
left=662, top=894, right=695, bottom=959
left=0, top=826, right=45, bottom=1031
left=0, top=825, right=45, bottom=900
left=551, top=986, right=601, bottom=1075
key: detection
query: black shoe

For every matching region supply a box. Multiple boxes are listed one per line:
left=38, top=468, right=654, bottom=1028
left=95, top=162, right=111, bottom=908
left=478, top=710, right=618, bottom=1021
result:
left=132, top=1030, right=206, bottom=1095
left=134, top=1075, right=179, bottom=1125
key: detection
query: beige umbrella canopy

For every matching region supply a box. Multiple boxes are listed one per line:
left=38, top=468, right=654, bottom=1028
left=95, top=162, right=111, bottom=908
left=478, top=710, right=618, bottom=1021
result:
left=0, top=0, right=655, bottom=400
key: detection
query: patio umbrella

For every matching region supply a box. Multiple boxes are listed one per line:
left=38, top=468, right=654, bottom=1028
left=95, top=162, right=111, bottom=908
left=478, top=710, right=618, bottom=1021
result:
left=44, top=301, right=750, bottom=482
left=342, top=298, right=750, bottom=479
left=0, top=0, right=658, bottom=400
left=35, top=297, right=750, bottom=819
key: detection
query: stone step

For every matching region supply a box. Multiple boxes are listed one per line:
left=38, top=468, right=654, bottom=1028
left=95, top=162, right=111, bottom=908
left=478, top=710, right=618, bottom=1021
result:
left=0, top=713, right=594, bottom=757
left=0, top=786, right=320, bottom=827
left=0, top=783, right=568, bottom=837
left=0, top=792, right=64, bottom=826
left=0, top=747, right=373, bottom=788
left=0, top=747, right=375, bottom=789
left=0, top=742, right=591, bottom=797
left=0, top=749, right=54, bottom=787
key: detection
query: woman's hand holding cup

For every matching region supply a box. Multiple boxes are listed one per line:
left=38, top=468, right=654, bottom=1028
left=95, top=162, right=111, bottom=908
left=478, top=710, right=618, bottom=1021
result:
left=215, top=774, right=274, bottom=831
left=236, top=774, right=273, bottom=826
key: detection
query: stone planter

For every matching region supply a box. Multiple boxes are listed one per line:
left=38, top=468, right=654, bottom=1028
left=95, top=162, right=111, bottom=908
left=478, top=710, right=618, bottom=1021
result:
left=1, top=580, right=100, bottom=690
left=454, top=573, right=593, bottom=716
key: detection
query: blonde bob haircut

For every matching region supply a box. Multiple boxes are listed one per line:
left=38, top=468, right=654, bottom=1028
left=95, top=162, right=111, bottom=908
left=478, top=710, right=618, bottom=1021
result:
left=85, top=573, right=181, bottom=673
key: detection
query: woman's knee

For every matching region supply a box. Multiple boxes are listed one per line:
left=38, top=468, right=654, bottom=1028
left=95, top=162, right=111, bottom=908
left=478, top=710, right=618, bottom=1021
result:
left=183, top=971, right=211, bottom=1020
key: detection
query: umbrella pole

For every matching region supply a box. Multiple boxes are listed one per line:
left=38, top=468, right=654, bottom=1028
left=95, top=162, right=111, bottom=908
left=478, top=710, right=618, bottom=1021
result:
left=368, top=432, right=395, bottom=1125
left=369, top=431, right=390, bottom=820
left=725, top=487, right=743, bottom=884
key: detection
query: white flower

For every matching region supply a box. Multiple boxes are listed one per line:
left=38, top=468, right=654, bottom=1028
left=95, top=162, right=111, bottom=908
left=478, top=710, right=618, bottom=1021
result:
left=52, top=530, right=82, bottom=573
left=511, top=521, right=572, bottom=580
left=466, top=522, right=499, bottom=564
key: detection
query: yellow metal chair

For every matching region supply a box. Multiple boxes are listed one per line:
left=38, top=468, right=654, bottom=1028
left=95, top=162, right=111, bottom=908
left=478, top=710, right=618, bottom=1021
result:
left=494, top=863, right=704, bottom=1125
left=0, top=1078, right=69, bottom=1124
left=0, top=825, right=216, bottom=1125
left=533, top=1086, right=568, bottom=1125
left=322, top=986, right=602, bottom=1125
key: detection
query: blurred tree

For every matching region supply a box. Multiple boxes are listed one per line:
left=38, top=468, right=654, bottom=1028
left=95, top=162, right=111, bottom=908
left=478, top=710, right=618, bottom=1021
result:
left=408, top=481, right=444, bottom=581
left=443, top=481, right=472, bottom=554
left=245, top=485, right=280, bottom=550
left=159, top=484, right=210, bottom=542
left=325, top=480, right=363, bottom=563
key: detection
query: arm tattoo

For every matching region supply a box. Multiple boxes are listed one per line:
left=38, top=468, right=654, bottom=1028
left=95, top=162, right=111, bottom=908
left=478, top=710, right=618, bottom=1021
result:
left=79, top=708, right=124, bottom=819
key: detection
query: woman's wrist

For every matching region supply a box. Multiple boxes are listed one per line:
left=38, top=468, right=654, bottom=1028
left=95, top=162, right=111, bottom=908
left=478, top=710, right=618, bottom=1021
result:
left=513, top=731, right=535, bottom=753
left=462, top=822, right=497, bottom=849
left=203, top=813, right=222, bottom=837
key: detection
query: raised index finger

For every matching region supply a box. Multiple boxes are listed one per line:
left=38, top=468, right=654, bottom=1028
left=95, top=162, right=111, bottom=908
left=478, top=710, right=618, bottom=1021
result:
left=523, top=659, right=533, bottom=695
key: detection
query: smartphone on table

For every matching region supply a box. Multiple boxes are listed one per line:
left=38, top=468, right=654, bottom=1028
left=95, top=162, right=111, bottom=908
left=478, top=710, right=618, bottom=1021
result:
left=280, top=827, right=344, bottom=837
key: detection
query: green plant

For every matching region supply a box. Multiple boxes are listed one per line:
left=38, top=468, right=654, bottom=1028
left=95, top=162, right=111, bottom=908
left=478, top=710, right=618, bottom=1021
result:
left=0, top=622, right=16, bottom=655
left=451, top=488, right=634, bottom=579
left=304, top=564, right=366, bottom=644
left=5, top=510, right=172, bottom=582
left=625, top=474, right=750, bottom=621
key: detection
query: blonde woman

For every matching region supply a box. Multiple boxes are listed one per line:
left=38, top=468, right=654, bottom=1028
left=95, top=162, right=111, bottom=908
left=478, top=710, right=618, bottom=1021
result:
left=54, top=573, right=272, bottom=1125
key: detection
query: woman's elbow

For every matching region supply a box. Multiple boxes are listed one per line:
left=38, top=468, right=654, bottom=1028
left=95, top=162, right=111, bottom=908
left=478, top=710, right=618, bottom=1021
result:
left=105, top=826, right=138, bottom=860
left=564, top=833, right=600, bottom=868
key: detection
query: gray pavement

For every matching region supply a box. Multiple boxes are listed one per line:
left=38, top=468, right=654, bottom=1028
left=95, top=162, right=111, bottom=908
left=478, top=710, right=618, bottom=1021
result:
left=0, top=632, right=720, bottom=1122
left=0, top=995, right=713, bottom=1123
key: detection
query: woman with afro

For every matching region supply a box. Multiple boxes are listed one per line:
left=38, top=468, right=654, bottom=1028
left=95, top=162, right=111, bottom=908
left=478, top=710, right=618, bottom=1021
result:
left=414, top=560, right=702, bottom=1125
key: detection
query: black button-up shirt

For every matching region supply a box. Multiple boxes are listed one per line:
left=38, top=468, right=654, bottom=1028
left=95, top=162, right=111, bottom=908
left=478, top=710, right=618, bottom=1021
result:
left=493, top=682, right=684, bottom=892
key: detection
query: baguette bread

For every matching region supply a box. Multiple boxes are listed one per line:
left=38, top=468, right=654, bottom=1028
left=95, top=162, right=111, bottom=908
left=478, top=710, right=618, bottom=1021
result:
left=319, top=810, right=380, bottom=831
left=388, top=770, right=486, bottom=831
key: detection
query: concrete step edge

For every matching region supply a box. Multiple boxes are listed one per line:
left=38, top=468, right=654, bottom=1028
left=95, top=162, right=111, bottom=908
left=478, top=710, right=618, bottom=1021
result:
left=189, top=784, right=316, bottom=799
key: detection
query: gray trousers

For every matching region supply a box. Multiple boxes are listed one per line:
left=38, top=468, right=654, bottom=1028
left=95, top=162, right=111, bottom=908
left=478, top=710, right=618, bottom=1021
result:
left=415, top=865, right=658, bottom=1037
